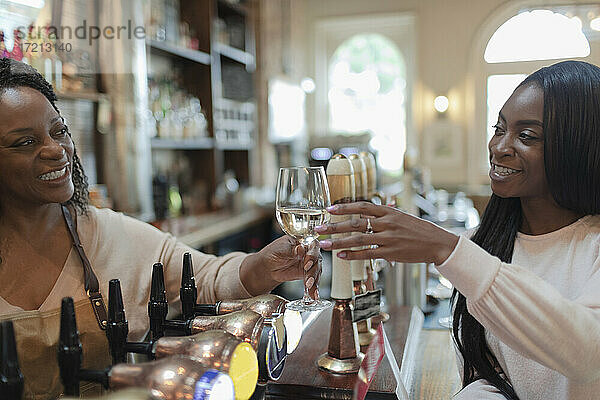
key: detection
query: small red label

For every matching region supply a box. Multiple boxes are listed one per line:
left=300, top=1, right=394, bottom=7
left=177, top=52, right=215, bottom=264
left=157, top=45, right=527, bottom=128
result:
left=353, top=324, right=385, bottom=400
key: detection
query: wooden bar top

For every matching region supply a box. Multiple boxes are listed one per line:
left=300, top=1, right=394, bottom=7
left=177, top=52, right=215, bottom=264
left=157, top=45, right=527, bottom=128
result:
left=265, top=305, right=423, bottom=399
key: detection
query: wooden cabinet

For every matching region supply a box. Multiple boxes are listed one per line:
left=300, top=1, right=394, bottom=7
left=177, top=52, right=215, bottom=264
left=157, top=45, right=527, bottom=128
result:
left=146, top=0, right=257, bottom=217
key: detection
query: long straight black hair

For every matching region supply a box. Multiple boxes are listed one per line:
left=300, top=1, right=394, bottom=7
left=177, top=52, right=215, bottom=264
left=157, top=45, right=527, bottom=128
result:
left=452, top=60, right=600, bottom=399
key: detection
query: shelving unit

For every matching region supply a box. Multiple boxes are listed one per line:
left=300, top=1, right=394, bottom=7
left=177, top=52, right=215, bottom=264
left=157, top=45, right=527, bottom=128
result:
left=146, top=39, right=211, bottom=65
left=146, top=0, right=258, bottom=218
left=150, top=137, right=214, bottom=150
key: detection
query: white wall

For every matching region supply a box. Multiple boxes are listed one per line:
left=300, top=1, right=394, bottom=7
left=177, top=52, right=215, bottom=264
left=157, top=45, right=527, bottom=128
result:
left=259, top=0, right=600, bottom=191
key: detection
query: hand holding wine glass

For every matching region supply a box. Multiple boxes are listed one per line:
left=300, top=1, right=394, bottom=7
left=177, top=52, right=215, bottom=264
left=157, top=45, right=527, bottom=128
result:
left=276, top=167, right=332, bottom=312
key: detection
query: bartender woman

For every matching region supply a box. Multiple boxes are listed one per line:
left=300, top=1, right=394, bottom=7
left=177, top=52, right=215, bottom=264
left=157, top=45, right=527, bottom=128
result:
left=317, top=60, right=600, bottom=399
left=0, top=58, right=318, bottom=398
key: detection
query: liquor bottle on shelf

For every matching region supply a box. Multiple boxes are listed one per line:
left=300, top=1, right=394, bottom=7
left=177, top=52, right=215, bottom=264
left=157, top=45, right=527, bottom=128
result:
left=0, top=31, right=10, bottom=59
left=58, top=297, right=235, bottom=400
left=10, top=30, right=23, bottom=61
left=148, top=0, right=167, bottom=41
left=164, top=0, right=180, bottom=45
left=150, top=72, right=209, bottom=139
left=25, top=25, right=44, bottom=73
left=47, top=27, right=62, bottom=92
left=40, top=25, right=54, bottom=86
left=152, top=173, right=169, bottom=221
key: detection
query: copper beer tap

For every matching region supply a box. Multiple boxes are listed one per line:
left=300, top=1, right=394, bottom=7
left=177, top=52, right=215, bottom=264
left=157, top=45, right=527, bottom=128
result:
left=59, top=297, right=235, bottom=400
left=148, top=263, right=287, bottom=382
left=179, top=252, right=303, bottom=354
left=107, top=279, right=259, bottom=400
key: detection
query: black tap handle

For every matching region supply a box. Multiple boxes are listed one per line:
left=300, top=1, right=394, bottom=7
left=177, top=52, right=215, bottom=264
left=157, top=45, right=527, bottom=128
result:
left=58, top=297, right=82, bottom=397
left=79, top=368, right=110, bottom=389
left=193, top=303, right=218, bottom=315
left=0, top=320, right=24, bottom=400
left=180, top=252, right=197, bottom=321
left=107, top=279, right=129, bottom=365
left=149, top=263, right=168, bottom=340
left=164, top=319, right=193, bottom=336
left=124, top=341, right=155, bottom=358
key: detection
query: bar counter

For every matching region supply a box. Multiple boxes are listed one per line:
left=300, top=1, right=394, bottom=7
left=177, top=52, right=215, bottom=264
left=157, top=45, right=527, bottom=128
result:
left=153, top=207, right=272, bottom=249
left=264, top=305, right=424, bottom=399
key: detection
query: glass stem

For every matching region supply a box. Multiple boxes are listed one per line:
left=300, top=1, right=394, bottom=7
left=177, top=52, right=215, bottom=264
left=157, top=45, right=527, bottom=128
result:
left=302, top=243, right=316, bottom=305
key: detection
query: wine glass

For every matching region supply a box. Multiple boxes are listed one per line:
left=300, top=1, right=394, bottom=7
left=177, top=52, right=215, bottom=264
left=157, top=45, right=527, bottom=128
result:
left=276, top=167, right=332, bottom=312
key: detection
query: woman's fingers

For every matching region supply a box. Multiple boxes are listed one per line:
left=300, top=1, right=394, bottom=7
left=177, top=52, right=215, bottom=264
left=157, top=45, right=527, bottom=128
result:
left=319, top=233, right=382, bottom=250
left=326, top=201, right=390, bottom=217
left=315, top=216, right=379, bottom=235
left=294, top=243, right=306, bottom=260
left=336, top=247, right=381, bottom=260
left=305, top=254, right=322, bottom=299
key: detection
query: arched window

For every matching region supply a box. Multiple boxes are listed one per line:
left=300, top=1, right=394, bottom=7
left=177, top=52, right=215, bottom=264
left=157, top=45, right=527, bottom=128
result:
left=485, top=10, right=590, bottom=63
left=328, top=34, right=407, bottom=171
left=483, top=7, right=596, bottom=157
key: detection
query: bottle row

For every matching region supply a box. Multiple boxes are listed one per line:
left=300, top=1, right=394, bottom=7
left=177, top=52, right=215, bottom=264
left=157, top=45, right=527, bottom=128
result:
left=0, top=27, right=95, bottom=93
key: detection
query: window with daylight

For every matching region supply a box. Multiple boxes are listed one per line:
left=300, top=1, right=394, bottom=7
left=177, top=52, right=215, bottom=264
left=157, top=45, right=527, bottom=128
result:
left=486, top=74, right=527, bottom=142
left=484, top=9, right=590, bottom=63
left=483, top=7, right=594, bottom=158
left=328, top=34, right=406, bottom=171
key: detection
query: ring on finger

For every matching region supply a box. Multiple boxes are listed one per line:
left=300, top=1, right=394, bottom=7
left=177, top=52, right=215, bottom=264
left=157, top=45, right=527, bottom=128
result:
left=365, top=218, right=374, bottom=234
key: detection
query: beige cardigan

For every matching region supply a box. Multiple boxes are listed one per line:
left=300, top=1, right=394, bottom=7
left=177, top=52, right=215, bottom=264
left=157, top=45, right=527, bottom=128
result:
left=0, top=206, right=252, bottom=340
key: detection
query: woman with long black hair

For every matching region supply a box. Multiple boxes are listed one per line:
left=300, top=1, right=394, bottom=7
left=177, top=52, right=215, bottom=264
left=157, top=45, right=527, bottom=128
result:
left=316, top=60, right=600, bottom=399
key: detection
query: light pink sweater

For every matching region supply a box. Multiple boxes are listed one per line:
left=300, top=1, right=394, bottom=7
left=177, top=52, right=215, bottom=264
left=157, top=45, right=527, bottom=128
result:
left=437, top=215, right=600, bottom=399
left=0, top=206, right=251, bottom=341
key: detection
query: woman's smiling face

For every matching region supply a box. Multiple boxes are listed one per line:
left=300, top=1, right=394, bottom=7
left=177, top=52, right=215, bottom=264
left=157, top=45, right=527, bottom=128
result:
left=0, top=86, right=74, bottom=207
left=488, top=83, right=549, bottom=200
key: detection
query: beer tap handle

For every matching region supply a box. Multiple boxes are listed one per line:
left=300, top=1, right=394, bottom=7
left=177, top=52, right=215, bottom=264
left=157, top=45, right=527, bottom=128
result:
left=0, top=320, right=24, bottom=400
left=107, top=279, right=129, bottom=365
left=180, top=252, right=197, bottom=321
left=163, top=319, right=193, bottom=336
left=78, top=368, right=110, bottom=390
left=192, top=303, right=218, bottom=316
left=58, top=297, right=83, bottom=397
left=123, top=341, right=155, bottom=358
left=148, top=263, right=168, bottom=340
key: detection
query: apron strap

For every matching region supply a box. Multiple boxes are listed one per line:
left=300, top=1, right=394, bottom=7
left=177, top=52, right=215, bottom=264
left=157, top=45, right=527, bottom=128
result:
left=61, top=205, right=108, bottom=330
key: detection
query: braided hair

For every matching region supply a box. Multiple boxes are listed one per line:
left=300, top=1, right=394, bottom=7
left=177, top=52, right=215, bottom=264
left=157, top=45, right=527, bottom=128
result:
left=0, top=58, right=89, bottom=215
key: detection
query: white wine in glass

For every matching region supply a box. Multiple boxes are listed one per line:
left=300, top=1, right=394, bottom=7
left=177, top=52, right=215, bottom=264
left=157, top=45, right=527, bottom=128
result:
left=276, top=167, right=332, bottom=312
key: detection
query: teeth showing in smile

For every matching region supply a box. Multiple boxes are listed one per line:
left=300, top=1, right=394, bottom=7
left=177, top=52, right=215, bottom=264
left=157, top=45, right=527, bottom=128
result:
left=39, top=167, right=67, bottom=181
left=493, top=164, right=520, bottom=176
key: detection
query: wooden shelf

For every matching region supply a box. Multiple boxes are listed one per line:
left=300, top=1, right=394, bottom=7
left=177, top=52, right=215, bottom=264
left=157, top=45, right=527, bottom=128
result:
left=215, top=140, right=254, bottom=150
left=150, top=137, right=214, bottom=149
left=56, top=91, right=107, bottom=102
left=214, top=43, right=255, bottom=67
left=147, top=39, right=211, bottom=65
